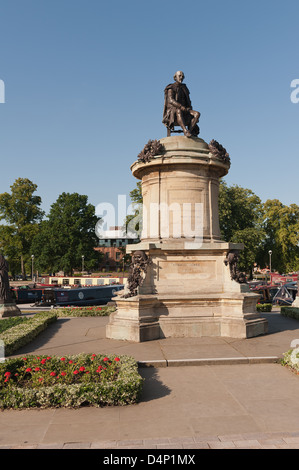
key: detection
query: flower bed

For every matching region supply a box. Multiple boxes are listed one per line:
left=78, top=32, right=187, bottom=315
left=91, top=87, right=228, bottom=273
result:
left=281, top=347, right=299, bottom=374
left=0, top=312, right=58, bottom=356
left=53, top=305, right=116, bottom=317
left=0, top=353, right=143, bottom=408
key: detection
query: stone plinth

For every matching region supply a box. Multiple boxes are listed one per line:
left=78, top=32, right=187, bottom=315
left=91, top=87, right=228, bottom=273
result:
left=0, top=301, right=22, bottom=318
left=106, top=136, right=268, bottom=341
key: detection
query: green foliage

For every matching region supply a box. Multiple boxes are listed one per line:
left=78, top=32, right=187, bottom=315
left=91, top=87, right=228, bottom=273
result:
left=256, top=303, right=272, bottom=312
left=128, top=179, right=298, bottom=275
left=31, top=192, right=101, bottom=275
left=281, top=347, right=299, bottom=372
left=0, top=178, right=44, bottom=277
left=260, top=200, right=299, bottom=273
left=219, top=181, right=265, bottom=273
left=0, top=353, right=143, bottom=408
left=0, top=316, right=28, bottom=334
left=0, top=311, right=58, bottom=356
left=281, top=306, right=299, bottom=319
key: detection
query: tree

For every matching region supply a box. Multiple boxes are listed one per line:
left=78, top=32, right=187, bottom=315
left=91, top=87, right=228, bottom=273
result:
left=260, top=200, right=299, bottom=273
left=31, top=192, right=101, bottom=275
left=218, top=181, right=265, bottom=273
left=0, top=178, right=44, bottom=278
left=125, top=181, right=142, bottom=238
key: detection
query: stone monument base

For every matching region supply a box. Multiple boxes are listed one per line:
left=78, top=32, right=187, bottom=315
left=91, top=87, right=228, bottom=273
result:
left=106, top=241, right=268, bottom=342
left=0, top=301, right=22, bottom=318
left=106, top=293, right=268, bottom=342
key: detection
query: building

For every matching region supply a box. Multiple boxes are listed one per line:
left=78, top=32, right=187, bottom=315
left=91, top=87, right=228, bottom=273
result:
left=95, top=226, right=138, bottom=272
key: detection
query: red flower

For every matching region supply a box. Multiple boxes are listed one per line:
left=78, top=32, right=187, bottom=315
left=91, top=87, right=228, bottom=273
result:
left=47, top=357, right=51, bottom=360
left=79, top=366, right=85, bottom=372
left=73, top=370, right=79, bottom=375
left=4, top=378, right=9, bottom=383
left=60, top=357, right=66, bottom=361
left=114, top=357, right=120, bottom=362
left=41, top=359, right=46, bottom=364
left=61, top=372, right=67, bottom=376
left=69, top=360, right=73, bottom=364
left=25, top=368, right=32, bottom=373
left=38, top=378, right=43, bottom=382
left=4, top=372, right=11, bottom=377
left=35, top=367, right=40, bottom=372
left=22, top=357, right=27, bottom=361
left=103, top=357, right=109, bottom=361
left=50, top=372, right=56, bottom=376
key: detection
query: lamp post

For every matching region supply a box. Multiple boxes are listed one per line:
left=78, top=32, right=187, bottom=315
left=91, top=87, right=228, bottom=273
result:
left=82, top=255, right=85, bottom=274
left=268, top=250, right=272, bottom=273
left=268, top=250, right=272, bottom=284
left=31, top=254, right=35, bottom=282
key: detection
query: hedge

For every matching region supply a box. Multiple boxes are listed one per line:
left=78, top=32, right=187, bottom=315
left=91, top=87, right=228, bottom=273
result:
left=0, top=312, right=58, bottom=356
left=0, top=316, right=29, bottom=334
left=256, top=303, right=272, bottom=312
left=0, top=353, right=143, bottom=408
left=281, top=306, right=299, bottom=320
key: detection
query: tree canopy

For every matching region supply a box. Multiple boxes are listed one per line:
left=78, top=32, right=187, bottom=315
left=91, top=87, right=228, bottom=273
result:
left=31, top=192, right=101, bottom=275
left=127, top=180, right=299, bottom=275
left=0, top=178, right=44, bottom=277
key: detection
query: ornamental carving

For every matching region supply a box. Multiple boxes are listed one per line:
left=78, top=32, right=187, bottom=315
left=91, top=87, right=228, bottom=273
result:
left=123, top=251, right=151, bottom=298
left=137, top=140, right=165, bottom=163
left=209, top=139, right=230, bottom=163
left=224, top=250, right=247, bottom=284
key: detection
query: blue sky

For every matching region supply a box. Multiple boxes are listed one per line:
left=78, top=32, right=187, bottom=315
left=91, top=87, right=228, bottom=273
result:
left=0, top=0, right=298, bottom=222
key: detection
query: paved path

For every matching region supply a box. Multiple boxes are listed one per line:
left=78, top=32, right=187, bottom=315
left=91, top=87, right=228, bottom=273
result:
left=2, top=310, right=299, bottom=449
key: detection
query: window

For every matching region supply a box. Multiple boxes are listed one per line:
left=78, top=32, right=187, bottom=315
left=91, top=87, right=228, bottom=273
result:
left=62, top=279, right=69, bottom=286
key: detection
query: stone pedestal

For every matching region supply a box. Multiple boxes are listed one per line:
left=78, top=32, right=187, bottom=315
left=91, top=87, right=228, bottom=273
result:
left=0, top=300, right=22, bottom=318
left=106, top=136, right=268, bottom=341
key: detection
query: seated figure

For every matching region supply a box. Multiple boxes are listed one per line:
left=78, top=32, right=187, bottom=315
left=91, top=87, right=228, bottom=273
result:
left=162, top=71, right=200, bottom=137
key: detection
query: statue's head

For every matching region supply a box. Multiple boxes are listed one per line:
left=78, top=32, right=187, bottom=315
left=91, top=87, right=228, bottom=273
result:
left=174, top=71, right=184, bottom=83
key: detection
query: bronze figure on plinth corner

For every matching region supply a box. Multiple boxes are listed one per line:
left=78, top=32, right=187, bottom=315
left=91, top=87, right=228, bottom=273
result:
left=0, top=254, right=13, bottom=303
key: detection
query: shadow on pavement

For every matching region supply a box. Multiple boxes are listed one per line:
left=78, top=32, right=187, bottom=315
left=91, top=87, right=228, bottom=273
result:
left=138, top=367, right=171, bottom=402
left=10, top=318, right=70, bottom=357
left=262, top=312, right=299, bottom=334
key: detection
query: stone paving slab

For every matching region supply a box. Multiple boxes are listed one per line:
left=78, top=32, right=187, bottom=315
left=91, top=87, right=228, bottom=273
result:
left=9, top=310, right=299, bottom=365
left=4, top=432, right=299, bottom=449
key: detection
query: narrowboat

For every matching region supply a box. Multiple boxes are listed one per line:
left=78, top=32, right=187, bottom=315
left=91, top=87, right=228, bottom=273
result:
left=41, top=284, right=124, bottom=307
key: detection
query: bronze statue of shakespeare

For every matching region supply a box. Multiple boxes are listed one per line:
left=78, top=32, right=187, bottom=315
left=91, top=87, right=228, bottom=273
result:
left=162, top=71, right=200, bottom=137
